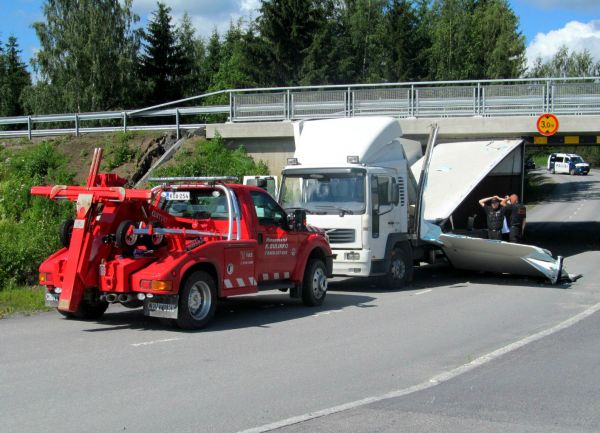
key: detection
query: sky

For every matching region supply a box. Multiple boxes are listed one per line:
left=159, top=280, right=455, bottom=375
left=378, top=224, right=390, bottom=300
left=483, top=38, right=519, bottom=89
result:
left=0, top=0, right=598, bottom=73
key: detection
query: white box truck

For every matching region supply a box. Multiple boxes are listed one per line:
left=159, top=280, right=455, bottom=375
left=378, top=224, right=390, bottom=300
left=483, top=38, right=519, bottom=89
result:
left=277, top=117, right=571, bottom=286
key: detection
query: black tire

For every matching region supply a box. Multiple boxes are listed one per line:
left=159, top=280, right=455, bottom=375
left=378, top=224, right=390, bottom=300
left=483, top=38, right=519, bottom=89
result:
left=59, top=219, right=75, bottom=248
left=144, top=221, right=165, bottom=249
left=57, top=310, right=74, bottom=318
left=551, top=167, right=555, bottom=174
left=115, top=220, right=138, bottom=250
left=73, top=297, right=109, bottom=320
left=301, top=259, right=327, bottom=306
left=176, top=271, right=217, bottom=330
left=570, top=168, right=576, bottom=176
left=381, top=248, right=412, bottom=290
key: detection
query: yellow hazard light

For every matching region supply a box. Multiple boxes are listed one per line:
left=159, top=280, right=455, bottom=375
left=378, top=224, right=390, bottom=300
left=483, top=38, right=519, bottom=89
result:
left=39, top=273, right=52, bottom=285
left=151, top=280, right=173, bottom=291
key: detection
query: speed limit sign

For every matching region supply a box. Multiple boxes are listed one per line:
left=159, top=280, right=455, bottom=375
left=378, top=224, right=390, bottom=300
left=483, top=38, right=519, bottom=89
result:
left=536, top=113, right=559, bottom=136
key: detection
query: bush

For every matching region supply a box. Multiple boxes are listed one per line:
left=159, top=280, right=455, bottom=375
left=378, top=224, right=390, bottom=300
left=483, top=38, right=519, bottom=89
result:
left=154, top=133, right=269, bottom=181
left=0, top=143, right=74, bottom=289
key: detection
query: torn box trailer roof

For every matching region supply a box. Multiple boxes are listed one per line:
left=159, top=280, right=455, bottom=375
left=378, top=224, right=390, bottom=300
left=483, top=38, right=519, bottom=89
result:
left=412, top=138, right=567, bottom=284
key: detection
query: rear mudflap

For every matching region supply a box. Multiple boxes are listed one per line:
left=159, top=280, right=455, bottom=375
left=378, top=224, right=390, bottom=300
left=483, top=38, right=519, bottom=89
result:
left=143, top=295, right=179, bottom=319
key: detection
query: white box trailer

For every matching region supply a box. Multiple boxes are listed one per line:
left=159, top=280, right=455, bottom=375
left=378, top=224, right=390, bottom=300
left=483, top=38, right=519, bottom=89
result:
left=278, top=117, right=571, bottom=285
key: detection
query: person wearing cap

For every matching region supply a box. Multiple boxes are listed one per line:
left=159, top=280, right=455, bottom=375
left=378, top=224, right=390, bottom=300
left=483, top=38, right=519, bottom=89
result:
left=501, top=193, right=526, bottom=243
left=478, top=195, right=506, bottom=240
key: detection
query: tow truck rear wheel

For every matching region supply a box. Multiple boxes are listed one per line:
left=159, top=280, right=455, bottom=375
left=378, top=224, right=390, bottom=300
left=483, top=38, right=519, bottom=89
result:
left=381, top=248, right=411, bottom=290
left=59, top=219, right=74, bottom=248
left=301, top=259, right=327, bottom=306
left=72, top=290, right=109, bottom=320
left=177, top=271, right=217, bottom=330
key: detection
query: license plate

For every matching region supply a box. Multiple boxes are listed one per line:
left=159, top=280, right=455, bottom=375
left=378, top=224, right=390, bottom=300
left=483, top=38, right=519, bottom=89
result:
left=45, top=292, right=59, bottom=307
left=143, top=296, right=178, bottom=319
left=164, top=191, right=190, bottom=201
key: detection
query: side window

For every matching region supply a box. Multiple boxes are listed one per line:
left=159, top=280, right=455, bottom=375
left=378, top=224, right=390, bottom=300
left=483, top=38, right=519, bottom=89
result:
left=250, top=191, right=287, bottom=227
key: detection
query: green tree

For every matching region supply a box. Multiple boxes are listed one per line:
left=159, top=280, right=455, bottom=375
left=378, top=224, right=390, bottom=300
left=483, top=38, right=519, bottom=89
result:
left=0, top=37, right=31, bottom=117
left=177, top=12, right=207, bottom=96
left=471, top=0, right=525, bottom=79
left=25, top=0, right=141, bottom=114
left=141, top=2, right=187, bottom=105
left=205, top=29, right=222, bottom=90
left=527, top=46, right=600, bottom=78
left=258, top=0, right=326, bottom=85
left=428, top=0, right=525, bottom=80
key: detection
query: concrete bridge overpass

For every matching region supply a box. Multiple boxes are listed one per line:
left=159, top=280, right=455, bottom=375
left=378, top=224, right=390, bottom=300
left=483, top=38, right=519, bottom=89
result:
left=207, top=114, right=600, bottom=174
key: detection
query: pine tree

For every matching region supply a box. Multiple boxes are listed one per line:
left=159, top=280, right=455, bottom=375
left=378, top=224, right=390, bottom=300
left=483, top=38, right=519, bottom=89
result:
left=258, top=0, right=326, bottom=85
left=177, top=12, right=206, bottom=96
left=140, top=2, right=185, bottom=105
left=0, top=37, right=31, bottom=117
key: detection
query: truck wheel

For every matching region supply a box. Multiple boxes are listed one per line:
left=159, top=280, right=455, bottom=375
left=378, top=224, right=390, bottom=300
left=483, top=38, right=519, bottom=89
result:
left=73, top=299, right=109, bottom=320
left=177, top=271, right=217, bottom=330
left=59, top=219, right=74, bottom=248
left=551, top=167, right=555, bottom=174
left=116, top=220, right=138, bottom=250
left=382, top=248, right=411, bottom=290
left=302, top=259, right=327, bottom=306
left=569, top=168, right=576, bottom=176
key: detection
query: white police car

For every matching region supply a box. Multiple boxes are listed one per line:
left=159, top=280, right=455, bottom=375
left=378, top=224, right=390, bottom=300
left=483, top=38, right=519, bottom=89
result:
left=547, top=153, right=590, bottom=175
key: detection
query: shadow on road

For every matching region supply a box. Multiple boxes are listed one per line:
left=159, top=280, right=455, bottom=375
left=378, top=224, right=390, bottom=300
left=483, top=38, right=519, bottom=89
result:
left=525, top=221, right=600, bottom=257
left=82, top=291, right=376, bottom=333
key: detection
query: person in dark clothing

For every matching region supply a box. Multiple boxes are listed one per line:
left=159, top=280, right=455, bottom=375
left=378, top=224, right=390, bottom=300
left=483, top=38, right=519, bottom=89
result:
left=501, top=194, right=526, bottom=243
left=478, top=195, right=506, bottom=240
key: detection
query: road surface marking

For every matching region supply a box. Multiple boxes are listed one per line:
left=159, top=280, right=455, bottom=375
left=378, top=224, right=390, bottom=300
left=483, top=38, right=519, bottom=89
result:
left=414, top=289, right=432, bottom=295
left=313, top=309, right=343, bottom=317
left=238, top=301, right=600, bottom=433
left=131, top=337, right=183, bottom=347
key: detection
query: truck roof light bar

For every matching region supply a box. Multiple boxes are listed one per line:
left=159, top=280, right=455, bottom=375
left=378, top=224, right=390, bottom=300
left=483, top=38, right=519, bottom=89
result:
left=148, top=176, right=238, bottom=184
left=287, top=157, right=299, bottom=165
left=347, top=155, right=360, bottom=164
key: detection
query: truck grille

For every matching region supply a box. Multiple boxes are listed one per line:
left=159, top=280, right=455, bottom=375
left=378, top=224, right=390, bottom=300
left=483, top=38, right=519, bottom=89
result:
left=324, top=229, right=356, bottom=244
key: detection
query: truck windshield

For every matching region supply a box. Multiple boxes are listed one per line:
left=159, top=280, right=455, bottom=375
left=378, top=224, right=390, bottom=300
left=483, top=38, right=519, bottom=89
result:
left=280, top=172, right=366, bottom=215
left=571, top=156, right=584, bottom=164
left=158, top=189, right=230, bottom=219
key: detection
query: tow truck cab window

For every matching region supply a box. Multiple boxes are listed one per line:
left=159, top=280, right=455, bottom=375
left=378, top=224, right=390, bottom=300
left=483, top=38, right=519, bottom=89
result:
left=250, top=190, right=287, bottom=228
left=158, top=189, right=234, bottom=219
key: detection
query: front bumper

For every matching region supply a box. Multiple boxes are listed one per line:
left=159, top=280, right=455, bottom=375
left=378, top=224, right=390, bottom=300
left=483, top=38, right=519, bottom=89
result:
left=331, top=249, right=373, bottom=277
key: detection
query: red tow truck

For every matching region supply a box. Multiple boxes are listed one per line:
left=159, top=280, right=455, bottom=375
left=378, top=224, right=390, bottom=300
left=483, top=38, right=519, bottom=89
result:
left=32, top=148, right=333, bottom=329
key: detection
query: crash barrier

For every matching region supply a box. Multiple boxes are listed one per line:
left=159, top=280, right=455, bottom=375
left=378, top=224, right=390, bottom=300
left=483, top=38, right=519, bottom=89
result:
left=0, top=77, right=598, bottom=139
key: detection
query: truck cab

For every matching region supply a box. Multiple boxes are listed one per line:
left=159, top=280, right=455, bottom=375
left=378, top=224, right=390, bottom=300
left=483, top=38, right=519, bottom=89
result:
left=33, top=150, right=333, bottom=329
left=279, top=117, right=421, bottom=288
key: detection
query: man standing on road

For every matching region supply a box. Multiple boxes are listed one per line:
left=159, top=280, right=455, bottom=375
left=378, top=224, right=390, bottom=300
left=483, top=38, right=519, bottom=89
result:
left=478, top=195, right=506, bottom=240
left=501, top=194, right=526, bottom=243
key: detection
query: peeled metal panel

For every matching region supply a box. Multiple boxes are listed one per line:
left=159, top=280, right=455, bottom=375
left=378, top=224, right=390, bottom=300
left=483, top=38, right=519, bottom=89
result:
left=439, top=234, right=562, bottom=283
left=411, top=139, right=522, bottom=222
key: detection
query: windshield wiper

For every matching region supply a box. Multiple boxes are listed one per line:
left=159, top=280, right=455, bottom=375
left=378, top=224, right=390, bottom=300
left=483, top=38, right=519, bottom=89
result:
left=314, top=205, right=355, bottom=216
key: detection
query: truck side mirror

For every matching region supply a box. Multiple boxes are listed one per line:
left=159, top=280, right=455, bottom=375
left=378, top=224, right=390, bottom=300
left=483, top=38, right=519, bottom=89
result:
left=287, top=209, right=306, bottom=231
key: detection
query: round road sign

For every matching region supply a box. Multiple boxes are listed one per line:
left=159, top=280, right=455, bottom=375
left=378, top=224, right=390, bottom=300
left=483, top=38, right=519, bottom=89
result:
left=536, top=113, right=559, bottom=136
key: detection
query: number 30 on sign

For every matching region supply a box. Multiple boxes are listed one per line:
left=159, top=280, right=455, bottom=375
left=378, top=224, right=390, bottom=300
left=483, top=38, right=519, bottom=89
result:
left=536, top=113, right=559, bottom=136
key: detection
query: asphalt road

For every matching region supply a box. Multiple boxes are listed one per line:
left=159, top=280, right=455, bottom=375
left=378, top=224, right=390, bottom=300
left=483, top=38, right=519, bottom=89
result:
left=1, top=169, right=599, bottom=433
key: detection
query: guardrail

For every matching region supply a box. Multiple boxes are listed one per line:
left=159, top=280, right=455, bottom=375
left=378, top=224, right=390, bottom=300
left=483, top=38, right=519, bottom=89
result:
left=0, top=77, right=598, bottom=139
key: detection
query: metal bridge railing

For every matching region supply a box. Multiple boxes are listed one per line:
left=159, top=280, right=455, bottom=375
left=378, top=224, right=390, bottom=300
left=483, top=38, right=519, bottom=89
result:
left=0, top=77, right=598, bottom=139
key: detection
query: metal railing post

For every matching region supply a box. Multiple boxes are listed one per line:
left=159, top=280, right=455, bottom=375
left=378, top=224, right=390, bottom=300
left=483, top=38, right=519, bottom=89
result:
left=175, top=109, right=180, bottom=140
left=409, top=85, right=414, bottom=117
left=123, top=112, right=127, bottom=132
left=75, top=114, right=80, bottom=137
left=27, top=116, right=32, bottom=140
left=286, top=89, right=291, bottom=120
left=347, top=87, right=352, bottom=117
left=229, top=92, right=234, bottom=121
left=476, top=82, right=481, bottom=116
